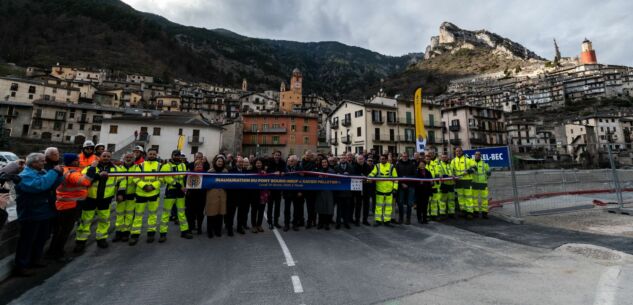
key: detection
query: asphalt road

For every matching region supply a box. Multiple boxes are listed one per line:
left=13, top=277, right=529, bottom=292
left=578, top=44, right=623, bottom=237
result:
left=3, top=212, right=633, bottom=305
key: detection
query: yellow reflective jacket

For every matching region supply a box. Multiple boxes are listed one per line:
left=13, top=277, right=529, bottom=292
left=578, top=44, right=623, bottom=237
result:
left=426, top=158, right=441, bottom=189
left=160, top=161, right=187, bottom=190
left=438, top=161, right=455, bottom=186
left=451, top=155, right=476, bottom=180
left=132, top=160, right=161, bottom=197
left=82, top=163, right=123, bottom=199
left=472, top=160, right=491, bottom=185
left=117, top=163, right=138, bottom=196
left=368, top=162, right=398, bottom=194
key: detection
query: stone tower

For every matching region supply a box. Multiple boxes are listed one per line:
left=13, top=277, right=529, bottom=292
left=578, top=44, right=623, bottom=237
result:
left=279, top=68, right=303, bottom=112
left=580, top=38, right=597, bottom=65
left=242, top=79, right=248, bottom=91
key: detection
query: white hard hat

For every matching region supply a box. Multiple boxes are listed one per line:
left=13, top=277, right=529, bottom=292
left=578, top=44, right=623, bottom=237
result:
left=83, top=140, right=95, bottom=148
left=133, top=145, right=144, bottom=152
left=95, top=143, right=105, bottom=148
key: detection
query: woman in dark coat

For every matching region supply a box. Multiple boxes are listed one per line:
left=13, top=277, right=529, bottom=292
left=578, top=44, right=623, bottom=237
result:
left=206, top=156, right=229, bottom=238
left=315, top=159, right=335, bottom=230
left=250, top=159, right=267, bottom=233
left=185, top=160, right=207, bottom=234
left=415, top=159, right=433, bottom=224
left=233, top=158, right=252, bottom=235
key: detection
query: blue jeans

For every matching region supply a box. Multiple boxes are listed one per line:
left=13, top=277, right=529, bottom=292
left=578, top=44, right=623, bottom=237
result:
left=397, top=186, right=415, bottom=221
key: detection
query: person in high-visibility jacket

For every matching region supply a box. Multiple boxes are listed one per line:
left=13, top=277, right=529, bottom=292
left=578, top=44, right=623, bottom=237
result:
left=47, top=153, right=93, bottom=261
left=159, top=150, right=193, bottom=242
left=439, top=153, right=457, bottom=218
left=74, top=151, right=124, bottom=253
left=368, top=154, right=398, bottom=227
left=78, top=140, right=99, bottom=169
left=425, top=151, right=442, bottom=220
left=472, top=151, right=492, bottom=219
left=129, top=147, right=162, bottom=245
left=450, top=147, right=477, bottom=219
left=112, top=152, right=138, bottom=243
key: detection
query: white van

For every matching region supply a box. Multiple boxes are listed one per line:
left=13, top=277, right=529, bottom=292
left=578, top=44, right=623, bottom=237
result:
left=0, top=152, right=19, bottom=168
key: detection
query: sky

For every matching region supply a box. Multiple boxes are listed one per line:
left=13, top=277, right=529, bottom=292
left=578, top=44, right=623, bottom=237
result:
left=121, top=0, right=633, bottom=66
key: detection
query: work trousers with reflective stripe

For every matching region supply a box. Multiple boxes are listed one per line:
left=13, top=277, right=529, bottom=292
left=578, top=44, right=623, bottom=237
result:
left=374, top=192, right=393, bottom=222
left=455, top=180, right=474, bottom=213
left=440, top=184, right=456, bottom=215
left=115, top=198, right=135, bottom=233
left=76, top=197, right=112, bottom=241
left=132, top=195, right=159, bottom=235
left=161, top=196, right=188, bottom=233
left=428, top=189, right=442, bottom=216
left=471, top=182, right=489, bottom=213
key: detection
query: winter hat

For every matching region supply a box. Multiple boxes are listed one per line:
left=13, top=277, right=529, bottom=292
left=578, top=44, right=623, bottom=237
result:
left=63, top=153, right=79, bottom=166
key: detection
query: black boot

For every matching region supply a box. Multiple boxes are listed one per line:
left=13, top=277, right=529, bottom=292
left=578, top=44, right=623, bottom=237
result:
left=121, top=232, right=130, bottom=242
left=129, top=234, right=139, bottom=246
left=147, top=232, right=156, bottom=243
left=482, top=212, right=489, bottom=219
left=283, top=225, right=290, bottom=232
left=158, top=233, right=167, bottom=243
left=112, top=231, right=122, bottom=243
left=73, top=240, right=86, bottom=253
left=373, top=221, right=382, bottom=227
left=181, top=230, right=193, bottom=239
left=97, top=239, right=109, bottom=249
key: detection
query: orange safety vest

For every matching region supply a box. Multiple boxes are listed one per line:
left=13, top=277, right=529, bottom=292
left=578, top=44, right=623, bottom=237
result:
left=55, top=167, right=92, bottom=211
left=78, top=153, right=99, bottom=169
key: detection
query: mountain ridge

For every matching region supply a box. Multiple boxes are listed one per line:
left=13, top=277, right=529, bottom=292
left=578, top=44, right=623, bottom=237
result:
left=0, top=0, right=416, bottom=99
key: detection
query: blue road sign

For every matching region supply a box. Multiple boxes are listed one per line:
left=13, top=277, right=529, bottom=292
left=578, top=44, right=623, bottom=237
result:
left=464, top=146, right=510, bottom=168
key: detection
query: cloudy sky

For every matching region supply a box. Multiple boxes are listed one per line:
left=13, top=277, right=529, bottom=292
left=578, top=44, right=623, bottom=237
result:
left=121, top=0, right=632, bottom=65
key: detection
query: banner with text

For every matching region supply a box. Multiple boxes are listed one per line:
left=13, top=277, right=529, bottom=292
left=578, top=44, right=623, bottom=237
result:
left=464, top=146, right=510, bottom=168
left=186, top=173, right=363, bottom=191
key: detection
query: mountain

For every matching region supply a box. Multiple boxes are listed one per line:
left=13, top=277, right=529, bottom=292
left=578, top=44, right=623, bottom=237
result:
left=0, top=0, right=418, bottom=99
left=380, top=22, right=545, bottom=98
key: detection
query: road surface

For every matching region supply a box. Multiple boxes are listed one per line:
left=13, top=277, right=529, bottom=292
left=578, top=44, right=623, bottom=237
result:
left=3, top=216, right=633, bottom=305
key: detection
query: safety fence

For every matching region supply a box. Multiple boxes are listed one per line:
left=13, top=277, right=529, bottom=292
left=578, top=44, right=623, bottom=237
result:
left=489, top=143, right=632, bottom=218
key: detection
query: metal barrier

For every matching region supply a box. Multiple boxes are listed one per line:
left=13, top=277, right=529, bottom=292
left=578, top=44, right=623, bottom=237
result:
left=489, top=143, right=632, bottom=218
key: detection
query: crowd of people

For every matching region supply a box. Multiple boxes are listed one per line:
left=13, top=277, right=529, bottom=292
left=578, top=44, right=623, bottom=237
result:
left=0, top=141, right=492, bottom=277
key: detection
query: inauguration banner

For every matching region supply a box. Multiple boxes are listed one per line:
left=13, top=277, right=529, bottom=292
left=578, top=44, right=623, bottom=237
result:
left=186, top=173, right=364, bottom=191
left=463, top=146, right=511, bottom=168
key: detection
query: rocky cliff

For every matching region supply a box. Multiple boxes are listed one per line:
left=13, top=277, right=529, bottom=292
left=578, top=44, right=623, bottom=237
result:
left=424, top=22, right=544, bottom=61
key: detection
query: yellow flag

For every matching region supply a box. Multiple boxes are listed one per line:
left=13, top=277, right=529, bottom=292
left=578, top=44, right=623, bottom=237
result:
left=177, top=135, right=185, bottom=150
left=414, top=88, right=427, bottom=152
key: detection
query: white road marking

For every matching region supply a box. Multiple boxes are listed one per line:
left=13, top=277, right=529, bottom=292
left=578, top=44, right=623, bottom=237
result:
left=273, top=227, right=296, bottom=267
left=594, top=266, right=622, bottom=305
left=291, top=275, right=304, bottom=293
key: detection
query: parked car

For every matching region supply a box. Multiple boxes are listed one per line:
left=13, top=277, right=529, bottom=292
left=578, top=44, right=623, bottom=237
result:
left=0, top=152, right=19, bottom=168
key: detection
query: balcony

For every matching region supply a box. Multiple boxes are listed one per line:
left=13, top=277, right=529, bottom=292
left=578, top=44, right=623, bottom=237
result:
left=399, top=118, right=414, bottom=126
left=243, top=141, right=286, bottom=147
left=371, top=117, right=384, bottom=125
left=470, top=138, right=489, bottom=145
left=244, top=127, right=287, bottom=134
left=329, top=138, right=338, bottom=145
left=373, top=135, right=395, bottom=143
left=77, top=117, right=90, bottom=123
left=342, top=118, right=351, bottom=127
left=449, top=138, right=462, bottom=146
left=342, top=135, right=351, bottom=144
left=386, top=118, right=399, bottom=125
left=398, top=135, right=415, bottom=143
left=331, top=120, right=339, bottom=129
left=449, top=124, right=460, bottom=132
left=188, top=136, right=205, bottom=145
